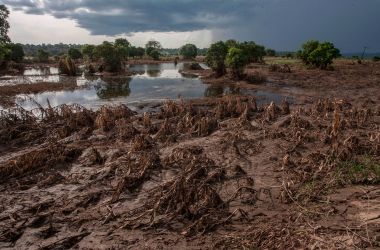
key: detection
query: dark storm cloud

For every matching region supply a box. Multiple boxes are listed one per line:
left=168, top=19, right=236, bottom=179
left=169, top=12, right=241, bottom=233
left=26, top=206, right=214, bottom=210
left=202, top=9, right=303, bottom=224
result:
left=4, top=0, right=380, bottom=52
left=3, top=0, right=259, bottom=35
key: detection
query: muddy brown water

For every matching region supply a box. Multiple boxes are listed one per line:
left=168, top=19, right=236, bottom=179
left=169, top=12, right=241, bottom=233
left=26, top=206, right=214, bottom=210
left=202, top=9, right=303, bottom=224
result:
left=0, top=63, right=293, bottom=111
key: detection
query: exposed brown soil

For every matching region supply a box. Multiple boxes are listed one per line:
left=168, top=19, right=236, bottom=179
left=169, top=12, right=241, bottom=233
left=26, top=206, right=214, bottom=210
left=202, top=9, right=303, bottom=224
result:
left=0, top=93, right=379, bottom=249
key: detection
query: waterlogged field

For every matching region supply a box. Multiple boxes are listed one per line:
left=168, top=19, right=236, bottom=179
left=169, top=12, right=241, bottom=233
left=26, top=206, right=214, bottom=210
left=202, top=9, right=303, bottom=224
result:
left=0, top=59, right=379, bottom=249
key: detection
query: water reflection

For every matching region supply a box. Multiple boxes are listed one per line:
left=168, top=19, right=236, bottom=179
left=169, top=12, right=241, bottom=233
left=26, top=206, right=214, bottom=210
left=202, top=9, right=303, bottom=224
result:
left=23, top=66, right=59, bottom=76
left=95, top=78, right=131, bottom=99
left=4, top=63, right=294, bottom=111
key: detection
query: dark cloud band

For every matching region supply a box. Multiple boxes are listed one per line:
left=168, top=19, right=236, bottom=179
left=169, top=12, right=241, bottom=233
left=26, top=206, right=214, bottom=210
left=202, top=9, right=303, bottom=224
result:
left=4, top=0, right=259, bottom=35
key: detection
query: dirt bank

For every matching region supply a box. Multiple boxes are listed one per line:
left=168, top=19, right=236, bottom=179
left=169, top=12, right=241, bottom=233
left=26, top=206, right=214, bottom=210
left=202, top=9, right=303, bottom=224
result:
left=0, top=82, right=79, bottom=107
left=0, top=96, right=379, bottom=249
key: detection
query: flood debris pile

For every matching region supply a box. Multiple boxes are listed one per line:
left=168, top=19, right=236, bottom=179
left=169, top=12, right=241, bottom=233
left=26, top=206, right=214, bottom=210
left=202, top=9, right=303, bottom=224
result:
left=0, top=96, right=379, bottom=249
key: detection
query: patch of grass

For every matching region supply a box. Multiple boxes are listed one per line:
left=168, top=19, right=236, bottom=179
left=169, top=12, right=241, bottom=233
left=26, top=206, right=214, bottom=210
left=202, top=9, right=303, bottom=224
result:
left=337, top=155, right=380, bottom=185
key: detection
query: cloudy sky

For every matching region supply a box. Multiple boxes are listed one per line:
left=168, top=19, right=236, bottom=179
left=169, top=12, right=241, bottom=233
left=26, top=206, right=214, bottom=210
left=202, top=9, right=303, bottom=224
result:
left=4, top=0, right=380, bottom=52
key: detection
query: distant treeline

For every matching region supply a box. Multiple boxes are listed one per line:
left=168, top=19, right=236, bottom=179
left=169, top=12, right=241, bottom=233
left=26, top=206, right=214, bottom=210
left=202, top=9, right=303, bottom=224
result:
left=21, top=44, right=209, bottom=57
left=22, top=44, right=83, bottom=56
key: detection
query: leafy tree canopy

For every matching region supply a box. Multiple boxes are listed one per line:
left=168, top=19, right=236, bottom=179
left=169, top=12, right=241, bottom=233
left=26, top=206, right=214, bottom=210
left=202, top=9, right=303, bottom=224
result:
left=0, top=5, right=10, bottom=44
left=205, top=41, right=229, bottom=76
left=145, top=40, right=162, bottom=60
left=179, top=43, right=197, bottom=59
left=298, top=40, right=341, bottom=69
left=68, top=47, right=83, bottom=60
left=225, top=47, right=248, bottom=79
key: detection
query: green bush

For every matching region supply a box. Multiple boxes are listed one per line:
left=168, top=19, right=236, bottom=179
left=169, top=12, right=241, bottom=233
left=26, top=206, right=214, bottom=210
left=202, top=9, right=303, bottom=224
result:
left=82, top=44, right=96, bottom=60
left=149, top=49, right=160, bottom=60
left=37, top=49, right=50, bottom=63
left=94, top=41, right=124, bottom=72
left=68, top=48, right=83, bottom=60
left=205, top=41, right=228, bottom=76
left=180, top=43, right=197, bottom=59
left=298, top=40, right=341, bottom=69
left=225, top=47, right=248, bottom=79
left=145, top=40, right=162, bottom=60
left=239, top=41, right=266, bottom=63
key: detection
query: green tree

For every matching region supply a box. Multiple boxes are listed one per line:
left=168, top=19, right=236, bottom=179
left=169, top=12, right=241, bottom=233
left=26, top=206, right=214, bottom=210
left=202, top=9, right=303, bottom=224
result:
left=0, top=5, right=10, bottom=44
left=8, top=43, right=24, bottom=62
left=298, top=40, right=341, bottom=69
left=82, top=44, right=96, bottom=60
left=68, top=47, right=83, bottom=60
left=239, top=41, right=266, bottom=63
left=145, top=40, right=162, bottom=60
left=225, top=39, right=238, bottom=49
left=225, top=47, right=249, bottom=79
left=37, top=49, right=50, bottom=62
left=114, top=38, right=130, bottom=48
left=94, top=41, right=124, bottom=72
left=0, top=43, right=11, bottom=68
left=135, top=47, right=145, bottom=58
left=205, top=41, right=228, bottom=76
left=114, top=38, right=130, bottom=60
left=149, top=49, right=160, bottom=60
left=179, top=43, right=197, bottom=59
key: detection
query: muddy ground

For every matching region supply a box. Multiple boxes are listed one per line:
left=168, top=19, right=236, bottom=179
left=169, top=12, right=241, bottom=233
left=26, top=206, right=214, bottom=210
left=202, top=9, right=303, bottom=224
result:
left=0, top=60, right=379, bottom=249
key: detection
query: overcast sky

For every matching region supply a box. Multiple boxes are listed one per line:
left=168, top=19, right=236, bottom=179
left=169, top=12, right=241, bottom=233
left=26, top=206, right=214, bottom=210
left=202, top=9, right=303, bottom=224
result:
left=4, top=0, right=380, bottom=52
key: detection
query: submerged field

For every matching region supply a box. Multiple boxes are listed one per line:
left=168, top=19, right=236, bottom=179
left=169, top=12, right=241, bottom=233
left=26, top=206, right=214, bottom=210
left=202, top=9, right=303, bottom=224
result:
left=0, top=59, right=379, bottom=249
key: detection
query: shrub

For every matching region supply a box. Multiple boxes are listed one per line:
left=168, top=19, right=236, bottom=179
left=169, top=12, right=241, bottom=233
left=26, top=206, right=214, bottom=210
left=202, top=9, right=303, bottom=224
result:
left=180, top=44, right=197, bottom=59
left=114, top=38, right=130, bottom=60
left=205, top=41, right=228, bottom=76
left=7, top=43, right=24, bottom=62
left=298, top=40, right=341, bottom=69
left=68, top=48, right=83, bottom=60
left=0, top=43, right=11, bottom=69
left=225, top=47, right=248, bottom=79
left=94, top=41, right=124, bottom=72
left=145, top=40, right=162, bottom=60
left=373, top=56, right=380, bottom=62
left=149, top=49, right=161, bottom=61
left=37, top=49, right=50, bottom=63
left=82, top=44, right=96, bottom=60
left=239, top=41, right=266, bottom=63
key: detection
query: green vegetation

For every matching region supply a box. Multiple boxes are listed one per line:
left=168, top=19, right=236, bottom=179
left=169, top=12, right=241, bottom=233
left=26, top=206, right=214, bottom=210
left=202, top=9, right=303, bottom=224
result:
left=68, top=48, right=83, bottom=60
left=129, top=46, right=145, bottom=58
left=206, top=40, right=266, bottom=77
left=373, top=56, right=380, bottom=62
left=82, top=44, right=96, bottom=60
left=145, top=40, right=162, bottom=60
left=205, top=41, right=229, bottom=76
left=180, top=43, right=198, bottom=59
left=0, top=5, right=10, bottom=44
left=37, top=49, right=50, bottom=63
left=94, top=41, right=126, bottom=72
left=114, top=38, right=130, bottom=60
left=225, top=47, right=248, bottom=79
left=338, top=156, right=380, bottom=185
left=298, top=40, right=341, bottom=69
